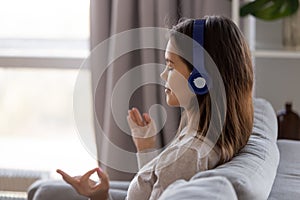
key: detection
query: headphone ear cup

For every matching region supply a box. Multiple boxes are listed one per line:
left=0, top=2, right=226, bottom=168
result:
left=193, top=76, right=206, bottom=89
left=188, top=72, right=209, bottom=95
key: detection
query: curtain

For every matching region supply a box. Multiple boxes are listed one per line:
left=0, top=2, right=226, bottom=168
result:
left=89, top=0, right=231, bottom=181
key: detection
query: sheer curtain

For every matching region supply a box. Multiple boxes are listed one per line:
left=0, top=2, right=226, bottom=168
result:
left=89, top=0, right=231, bottom=181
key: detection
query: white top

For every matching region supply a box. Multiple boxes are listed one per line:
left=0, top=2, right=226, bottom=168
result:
left=126, top=127, right=221, bottom=200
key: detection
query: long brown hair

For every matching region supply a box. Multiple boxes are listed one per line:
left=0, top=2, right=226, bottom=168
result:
left=170, top=16, right=254, bottom=164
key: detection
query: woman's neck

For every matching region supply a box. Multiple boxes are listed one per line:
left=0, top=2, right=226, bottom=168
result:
left=185, top=109, right=199, bottom=134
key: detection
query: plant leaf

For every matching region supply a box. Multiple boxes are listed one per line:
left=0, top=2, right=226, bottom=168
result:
left=240, top=0, right=270, bottom=17
left=240, top=0, right=299, bottom=20
left=252, top=0, right=283, bottom=20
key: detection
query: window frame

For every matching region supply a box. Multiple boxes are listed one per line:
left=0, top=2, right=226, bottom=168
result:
left=0, top=55, right=87, bottom=69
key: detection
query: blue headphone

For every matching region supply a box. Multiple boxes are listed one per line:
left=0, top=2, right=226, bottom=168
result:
left=188, top=19, right=211, bottom=95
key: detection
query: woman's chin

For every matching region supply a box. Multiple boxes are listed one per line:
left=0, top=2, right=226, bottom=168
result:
left=166, top=102, right=176, bottom=107
left=166, top=97, right=180, bottom=107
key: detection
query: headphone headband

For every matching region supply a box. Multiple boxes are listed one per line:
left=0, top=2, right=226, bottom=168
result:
left=188, top=19, right=211, bottom=95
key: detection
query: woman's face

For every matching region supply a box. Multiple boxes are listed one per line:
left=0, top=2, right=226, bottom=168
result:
left=160, top=39, right=194, bottom=108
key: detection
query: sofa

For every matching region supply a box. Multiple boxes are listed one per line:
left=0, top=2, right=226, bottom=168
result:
left=27, top=98, right=300, bottom=199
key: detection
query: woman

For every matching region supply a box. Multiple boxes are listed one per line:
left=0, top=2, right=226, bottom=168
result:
left=57, top=15, right=254, bottom=200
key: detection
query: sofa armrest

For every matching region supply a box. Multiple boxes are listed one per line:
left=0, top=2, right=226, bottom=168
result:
left=158, top=176, right=237, bottom=200
left=27, top=180, right=87, bottom=200
left=27, top=180, right=129, bottom=200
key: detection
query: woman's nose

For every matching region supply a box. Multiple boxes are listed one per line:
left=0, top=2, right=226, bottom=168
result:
left=160, top=68, right=167, bottom=81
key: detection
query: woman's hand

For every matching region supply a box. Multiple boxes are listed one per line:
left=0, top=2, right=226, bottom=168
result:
left=56, top=168, right=109, bottom=200
left=127, top=107, right=157, bottom=152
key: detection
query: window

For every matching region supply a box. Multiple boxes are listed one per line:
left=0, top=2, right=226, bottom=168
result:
left=0, top=0, right=90, bottom=59
left=0, top=68, right=96, bottom=176
left=0, top=0, right=96, bottom=178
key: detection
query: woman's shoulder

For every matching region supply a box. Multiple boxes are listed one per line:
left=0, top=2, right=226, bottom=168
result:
left=162, top=131, right=219, bottom=158
left=154, top=134, right=220, bottom=172
left=176, top=130, right=221, bottom=161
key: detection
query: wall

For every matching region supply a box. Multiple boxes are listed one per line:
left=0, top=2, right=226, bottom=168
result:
left=254, top=19, right=300, bottom=114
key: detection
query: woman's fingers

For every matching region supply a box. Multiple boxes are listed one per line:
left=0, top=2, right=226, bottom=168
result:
left=128, top=108, right=143, bottom=126
left=97, top=168, right=109, bottom=183
left=132, top=108, right=145, bottom=126
left=143, top=113, right=151, bottom=124
left=56, top=169, right=78, bottom=185
left=128, top=109, right=137, bottom=124
left=128, top=107, right=152, bottom=127
left=97, top=167, right=109, bottom=182
left=81, top=168, right=98, bottom=181
left=92, top=168, right=109, bottom=191
left=132, top=108, right=144, bottom=126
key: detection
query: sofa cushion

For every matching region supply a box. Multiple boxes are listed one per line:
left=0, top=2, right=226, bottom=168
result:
left=160, top=98, right=280, bottom=200
left=268, top=139, right=300, bottom=200
left=159, top=176, right=237, bottom=200
left=28, top=180, right=87, bottom=200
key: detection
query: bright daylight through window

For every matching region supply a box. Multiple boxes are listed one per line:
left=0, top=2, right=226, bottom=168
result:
left=0, top=0, right=90, bottom=57
left=0, top=0, right=96, bottom=179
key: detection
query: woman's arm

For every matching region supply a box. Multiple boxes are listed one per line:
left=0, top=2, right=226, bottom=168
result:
left=127, top=108, right=161, bottom=169
left=136, top=148, right=160, bottom=169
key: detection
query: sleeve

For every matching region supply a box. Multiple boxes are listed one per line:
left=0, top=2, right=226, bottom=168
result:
left=136, top=148, right=161, bottom=169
